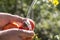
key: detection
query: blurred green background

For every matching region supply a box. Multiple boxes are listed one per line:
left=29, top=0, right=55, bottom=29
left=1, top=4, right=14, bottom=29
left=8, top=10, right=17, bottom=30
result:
left=0, top=0, right=60, bottom=40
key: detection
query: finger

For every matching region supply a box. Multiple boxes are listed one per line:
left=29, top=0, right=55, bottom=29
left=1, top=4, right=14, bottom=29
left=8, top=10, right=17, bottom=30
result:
left=18, top=29, right=34, bottom=37
left=0, top=28, right=34, bottom=37
left=0, top=28, right=19, bottom=36
left=9, top=14, right=24, bottom=22
left=4, top=28, right=34, bottom=37
left=0, top=28, right=23, bottom=40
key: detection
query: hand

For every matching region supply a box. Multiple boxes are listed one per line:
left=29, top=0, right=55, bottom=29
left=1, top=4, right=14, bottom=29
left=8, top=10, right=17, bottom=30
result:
left=0, top=13, right=24, bottom=30
left=0, top=13, right=34, bottom=40
left=0, top=28, right=34, bottom=40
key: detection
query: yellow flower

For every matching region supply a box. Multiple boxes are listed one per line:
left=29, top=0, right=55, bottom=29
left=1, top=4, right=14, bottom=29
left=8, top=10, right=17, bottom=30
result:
left=32, top=34, right=38, bottom=38
left=36, top=36, right=38, bottom=38
left=52, top=0, right=59, bottom=6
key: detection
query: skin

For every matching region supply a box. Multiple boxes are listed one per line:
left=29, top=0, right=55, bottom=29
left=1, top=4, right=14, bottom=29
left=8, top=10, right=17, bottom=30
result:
left=0, top=12, right=34, bottom=40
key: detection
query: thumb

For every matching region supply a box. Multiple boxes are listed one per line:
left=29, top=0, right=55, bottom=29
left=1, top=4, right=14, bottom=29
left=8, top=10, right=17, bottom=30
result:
left=0, top=28, right=34, bottom=37
left=0, top=28, right=21, bottom=36
left=18, top=29, right=34, bottom=37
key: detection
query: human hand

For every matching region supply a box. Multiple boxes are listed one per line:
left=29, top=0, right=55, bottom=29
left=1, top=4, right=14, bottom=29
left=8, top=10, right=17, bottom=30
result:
left=0, top=13, right=24, bottom=30
left=0, top=28, right=34, bottom=40
left=0, top=13, right=35, bottom=31
left=0, top=13, right=35, bottom=40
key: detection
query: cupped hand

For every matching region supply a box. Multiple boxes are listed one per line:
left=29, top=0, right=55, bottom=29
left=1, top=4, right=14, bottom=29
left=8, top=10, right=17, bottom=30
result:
left=0, top=13, right=34, bottom=40
left=0, top=28, right=34, bottom=40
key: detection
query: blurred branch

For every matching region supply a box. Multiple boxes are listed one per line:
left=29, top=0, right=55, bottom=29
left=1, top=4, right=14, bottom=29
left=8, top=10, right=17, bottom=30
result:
left=27, top=0, right=37, bottom=18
